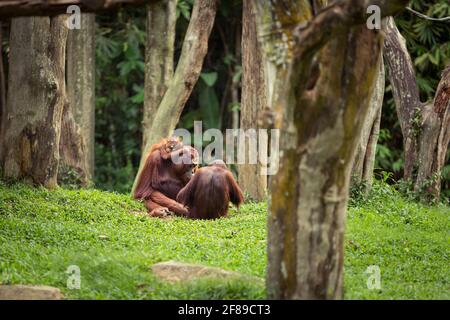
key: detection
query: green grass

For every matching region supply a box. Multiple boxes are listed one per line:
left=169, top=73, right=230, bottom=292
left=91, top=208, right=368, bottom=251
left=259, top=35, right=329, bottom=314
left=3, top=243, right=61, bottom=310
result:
left=0, top=181, right=448, bottom=299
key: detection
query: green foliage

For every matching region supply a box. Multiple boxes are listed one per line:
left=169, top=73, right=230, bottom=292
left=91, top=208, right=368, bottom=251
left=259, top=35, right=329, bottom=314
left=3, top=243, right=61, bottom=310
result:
left=200, top=72, right=219, bottom=87
left=396, top=173, right=446, bottom=204
left=176, top=0, right=194, bottom=21
left=375, top=129, right=404, bottom=174
left=94, top=1, right=243, bottom=191
left=0, top=182, right=448, bottom=299
left=92, top=1, right=449, bottom=195
left=349, top=177, right=370, bottom=206
left=57, top=165, right=89, bottom=190
left=178, top=0, right=243, bottom=143
left=378, top=0, right=450, bottom=194
left=95, top=10, right=147, bottom=193
left=179, top=71, right=221, bottom=132
left=198, top=77, right=221, bottom=129
left=397, top=1, right=450, bottom=99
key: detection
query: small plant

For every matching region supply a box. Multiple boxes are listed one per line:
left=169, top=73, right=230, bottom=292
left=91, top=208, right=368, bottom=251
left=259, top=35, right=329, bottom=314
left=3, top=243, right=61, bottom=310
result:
left=57, top=165, right=86, bottom=189
left=349, top=176, right=370, bottom=207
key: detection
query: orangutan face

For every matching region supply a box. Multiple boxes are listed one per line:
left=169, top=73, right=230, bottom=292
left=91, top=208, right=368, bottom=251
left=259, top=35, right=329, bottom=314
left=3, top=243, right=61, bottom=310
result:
left=163, top=137, right=183, bottom=155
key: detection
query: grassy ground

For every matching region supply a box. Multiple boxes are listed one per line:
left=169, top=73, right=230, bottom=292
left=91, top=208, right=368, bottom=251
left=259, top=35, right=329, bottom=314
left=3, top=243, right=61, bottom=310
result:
left=0, top=181, right=448, bottom=299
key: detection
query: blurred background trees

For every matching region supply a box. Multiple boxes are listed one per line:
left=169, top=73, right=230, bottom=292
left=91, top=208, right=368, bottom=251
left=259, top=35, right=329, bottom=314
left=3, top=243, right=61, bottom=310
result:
left=92, top=0, right=448, bottom=196
left=377, top=0, right=450, bottom=197
left=93, top=0, right=243, bottom=193
left=1, top=0, right=447, bottom=197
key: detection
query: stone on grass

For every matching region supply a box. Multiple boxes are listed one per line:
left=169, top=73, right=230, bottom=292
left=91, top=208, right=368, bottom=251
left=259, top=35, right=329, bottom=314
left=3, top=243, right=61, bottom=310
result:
left=0, top=285, right=63, bottom=300
left=151, top=260, right=263, bottom=284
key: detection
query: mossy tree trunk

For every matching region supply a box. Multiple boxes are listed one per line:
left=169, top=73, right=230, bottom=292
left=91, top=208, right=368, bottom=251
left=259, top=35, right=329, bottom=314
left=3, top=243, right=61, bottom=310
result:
left=238, top=0, right=267, bottom=201
left=0, top=16, right=68, bottom=188
left=254, top=0, right=408, bottom=299
left=132, top=0, right=218, bottom=193
left=384, top=17, right=450, bottom=199
left=352, top=55, right=385, bottom=190
left=58, top=99, right=89, bottom=186
left=383, top=17, right=421, bottom=182
left=142, top=0, right=177, bottom=149
left=63, top=13, right=96, bottom=185
left=415, top=66, right=450, bottom=198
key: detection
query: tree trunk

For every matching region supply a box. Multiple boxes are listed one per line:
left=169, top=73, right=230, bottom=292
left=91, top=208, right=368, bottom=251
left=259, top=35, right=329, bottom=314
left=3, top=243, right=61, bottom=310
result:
left=415, top=66, right=450, bottom=198
left=383, top=17, right=421, bottom=181
left=0, top=22, right=5, bottom=161
left=58, top=99, right=89, bottom=186
left=0, top=0, right=160, bottom=19
left=132, top=0, right=218, bottom=193
left=255, top=0, right=408, bottom=300
left=238, top=0, right=267, bottom=201
left=65, top=12, right=95, bottom=182
left=142, top=0, right=177, bottom=149
left=352, top=55, right=385, bottom=189
left=384, top=17, right=449, bottom=199
left=0, top=16, right=68, bottom=188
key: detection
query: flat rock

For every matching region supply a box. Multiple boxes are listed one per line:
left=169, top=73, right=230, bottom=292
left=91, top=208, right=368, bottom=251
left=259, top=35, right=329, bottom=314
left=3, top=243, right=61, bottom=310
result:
left=151, top=260, right=263, bottom=283
left=0, top=285, right=63, bottom=300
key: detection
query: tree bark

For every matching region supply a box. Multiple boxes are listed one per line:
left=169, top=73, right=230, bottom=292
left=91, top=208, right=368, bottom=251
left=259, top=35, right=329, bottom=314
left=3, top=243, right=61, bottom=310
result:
left=415, top=66, right=450, bottom=198
left=238, top=0, right=267, bottom=201
left=384, top=17, right=450, bottom=199
left=352, top=55, right=385, bottom=189
left=58, top=100, right=89, bottom=186
left=0, top=22, right=5, bottom=161
left=142, top=0, right=177, bottom=149
left=0, top=16, right=68, bottom=188
left=66, top=12, right=95, bottom=182
left=255, top=0, right=408, bottom=300
left=65, top=13, right=95, bottom=181
left=132, top=0, right=218, bottom=193
left=383, top=17, right=421, bottom=181
left=0, top=0, right=159, bottom=19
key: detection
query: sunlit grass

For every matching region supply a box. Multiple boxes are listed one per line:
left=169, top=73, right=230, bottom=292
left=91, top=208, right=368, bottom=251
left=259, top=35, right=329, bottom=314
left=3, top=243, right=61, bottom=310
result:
left=0, top=181, right=448, bottom=299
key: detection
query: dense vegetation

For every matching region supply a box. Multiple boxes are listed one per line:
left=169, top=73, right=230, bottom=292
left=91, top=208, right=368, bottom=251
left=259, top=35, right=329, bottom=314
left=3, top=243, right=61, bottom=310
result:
left=378, top=0, right=450, bottom=195
left=0, top=0, right=448, bottom=302
left=0, top=181, right=448, bottom=299
left=93, top=0, right=450, bottom=195
left=95, top=0, right=242, bottom=192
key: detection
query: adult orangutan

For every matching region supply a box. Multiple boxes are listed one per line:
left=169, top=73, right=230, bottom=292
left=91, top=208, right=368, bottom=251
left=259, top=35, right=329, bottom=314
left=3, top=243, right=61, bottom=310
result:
left=176, top=160, right=244, bottom=220
left=134, top=137, right=199, bottom=217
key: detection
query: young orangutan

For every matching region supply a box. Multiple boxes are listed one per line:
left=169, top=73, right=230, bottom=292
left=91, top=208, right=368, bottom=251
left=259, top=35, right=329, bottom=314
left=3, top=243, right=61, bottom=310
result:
left=134, top=137, right=198, bottom=217
left=176, top=160, right=244, bottom=220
